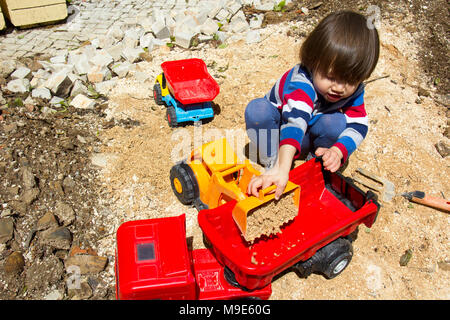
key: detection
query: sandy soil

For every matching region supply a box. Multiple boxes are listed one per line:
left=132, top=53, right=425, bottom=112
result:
left=89, top=5, right=450, bottom=299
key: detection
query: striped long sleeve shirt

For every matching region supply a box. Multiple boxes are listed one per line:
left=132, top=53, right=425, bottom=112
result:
left=265, top=64, right=368, bottom=163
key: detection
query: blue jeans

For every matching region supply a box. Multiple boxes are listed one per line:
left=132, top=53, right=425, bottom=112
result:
left=244, top=98, right=347, bottom=159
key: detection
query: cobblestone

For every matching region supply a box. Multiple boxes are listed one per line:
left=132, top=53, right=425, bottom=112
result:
left=0, top=0, right=283, bottom=61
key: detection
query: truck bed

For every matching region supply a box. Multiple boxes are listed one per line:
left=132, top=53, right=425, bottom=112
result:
left=161, top=58, right=220, bottom=105
left=198, top=158, right=380, bottom=290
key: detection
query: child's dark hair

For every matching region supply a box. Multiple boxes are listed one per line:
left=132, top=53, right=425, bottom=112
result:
left=300, top=11, right=380, bottom=84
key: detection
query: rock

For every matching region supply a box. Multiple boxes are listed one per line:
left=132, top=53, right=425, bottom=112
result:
left=44, top=71, right=73, bottom=97
left=50, top=55, right=67, bottom=64
left=95, top=78, right=117, bottom=96
left=49, top=96, right=65, bottom=105
left=435, top=141, right=450, bottom=158
left=21, top=167, right=36, bottom=189
left=139, top=33, right=154, bottom=50
left=54, top=201, right=75, bottom=226
left=36, top=212, right=59, bottom=231
left=106, top=42, right=124, bottom=62
left=25, top=255, right=64, bottom=291
left=106, top=25, right=124, bottom=41
left=71, top=53, right=91, bottom=75
left=90, top=49, right=114, bottom=68
left=31, top=87, right=52, bottom=100
left=62, top=176, right=76, bottom=192
left=0, top=60, right=17, bottom=78
left=152, top=20, right=170, bottom=40
left=0, top=217, right=14, bottom=243
left=87, top=65, right=109, bottom=83
left=249, top=14, right=264, bottom=29
left=4, top=251, right=25, bottom=275
left=64, top=254, right=108, bottom=275
left=200, top=18, right=219, bottom=35
left=122, top=28, right=141, bottom=48
left=10, top=67, right=31, bottom=80
left=111, top=61, right=131, bottom=78
left=418, top=87, right=430, bottom=97
left=7, top=78, right=30, bottom=93
left=20, top=187, right=40, bottom=205
left=44, top=289, right=64, bottom=300
left=9, top=200, right=27, bottom=216
left=70, top=94, right=95, bottom=109
left=174, top=29, right=196, bottom=49
left=121, top=47, right=145, bottom=63
left=70, top=80, right=88, bottom=97
left=68, top=280, right=93, bottom=300
left=40, top=226, right=72, bottom=250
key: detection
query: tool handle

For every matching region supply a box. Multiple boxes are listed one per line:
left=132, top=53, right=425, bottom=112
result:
left=412, top=195, right=450, bottom=212
left=258, top=185, right=277, bottom=200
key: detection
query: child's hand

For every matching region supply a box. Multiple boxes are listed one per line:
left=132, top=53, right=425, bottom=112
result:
left=247, top=166, right=290, bottom=200
left=315, top=146, right=343, bottom=172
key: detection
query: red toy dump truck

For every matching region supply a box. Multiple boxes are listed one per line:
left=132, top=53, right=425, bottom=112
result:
left=115, top=158, right=380, bottom=299
left=115, top=214, right=271, bottom=300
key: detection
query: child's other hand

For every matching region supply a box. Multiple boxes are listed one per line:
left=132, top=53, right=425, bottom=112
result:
left=247, top=166, right=289, bottom=200
left=315, top=146, right=343, bottom=172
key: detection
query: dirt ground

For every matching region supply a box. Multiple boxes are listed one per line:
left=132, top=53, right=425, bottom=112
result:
left=0, top=0, right=449, bottom=300
left=98, top=1, right=449, bottom=299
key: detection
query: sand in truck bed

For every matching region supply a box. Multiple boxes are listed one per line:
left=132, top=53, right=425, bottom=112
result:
left=245, top=191, right=299, bottom=243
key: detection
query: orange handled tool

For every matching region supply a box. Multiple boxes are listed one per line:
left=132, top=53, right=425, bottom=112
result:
left=402, top=191, right=450, bottom=213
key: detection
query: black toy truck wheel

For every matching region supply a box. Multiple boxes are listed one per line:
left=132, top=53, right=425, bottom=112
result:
left=320, top=238, right=353, bottom=279
left=153, top=83, right=164, bottom=105
left=170, top=163, right=198, bottom=205
left=166, top=106, right=178, bottom=127
left=293, top=237, right=353, bottom=279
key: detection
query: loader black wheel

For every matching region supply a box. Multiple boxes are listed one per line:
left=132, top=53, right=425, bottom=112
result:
left=170, top=163, right=198, bottom=205
left=321, top=238, right=353, bottom=279
left=166, top=106, right=178, bottom=127
left=153, top=83, right=164, bottom=105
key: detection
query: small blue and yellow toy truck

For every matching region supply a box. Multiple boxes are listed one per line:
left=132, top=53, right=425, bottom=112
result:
left=153, top=58, right=220, bottom=127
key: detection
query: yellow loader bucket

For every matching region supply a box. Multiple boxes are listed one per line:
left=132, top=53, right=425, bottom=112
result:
left=232, top=181, right=300, bottom=240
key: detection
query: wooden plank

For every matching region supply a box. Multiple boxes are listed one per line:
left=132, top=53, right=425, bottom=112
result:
left=2, top=0, right=66, bottom=11
left=0, top=1, right=67, bottom=27
left=0, top=6, right=5, bottom=30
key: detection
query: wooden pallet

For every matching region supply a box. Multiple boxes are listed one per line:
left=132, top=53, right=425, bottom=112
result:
left=0, top=0, right=67, bottom=28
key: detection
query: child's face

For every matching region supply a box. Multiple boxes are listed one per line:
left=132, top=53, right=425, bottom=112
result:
left=312, top=71, right=359, bottom=103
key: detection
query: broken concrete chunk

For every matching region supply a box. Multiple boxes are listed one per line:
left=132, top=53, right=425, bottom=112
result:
left=64, top=254, right=108, bottom=275
left=90, top=50, right=114, bottom=68
left=152, top=20, right=171, bottom=40
left=121, top=47, right=145, bottom=63
left=111, top=61, right=131, bottom=78
left=7, top=78, right=30, bottom=93
left=22, top=166, right=36, bottom=189
left=44, top=71, right=73, bottom=97
left=36, top=212, right=59, bottom=231
left=11, top=66, right=31, bottom=80
left=32, top=87, right=52, bottom=100
left=70, top=94, right=95, bottom=109
left=70, top=80, right=88, bottom=97
left=54, top=201, right=76, bottom=226
left=40, top=226, right=72, bottom=250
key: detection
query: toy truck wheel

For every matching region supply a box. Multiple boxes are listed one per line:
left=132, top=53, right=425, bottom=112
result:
left=153, top=84, right=164, bottom=105
left=170, top=163, right=198, bottom=205
left=166, top=106, right=178, bottom=127
left=321, top=238, right=353, bottom=279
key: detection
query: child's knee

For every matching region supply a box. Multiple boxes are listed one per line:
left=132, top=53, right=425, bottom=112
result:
left=311, top=113, right=346, bottom=140
left=245, top=98, right=277, bottom=127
